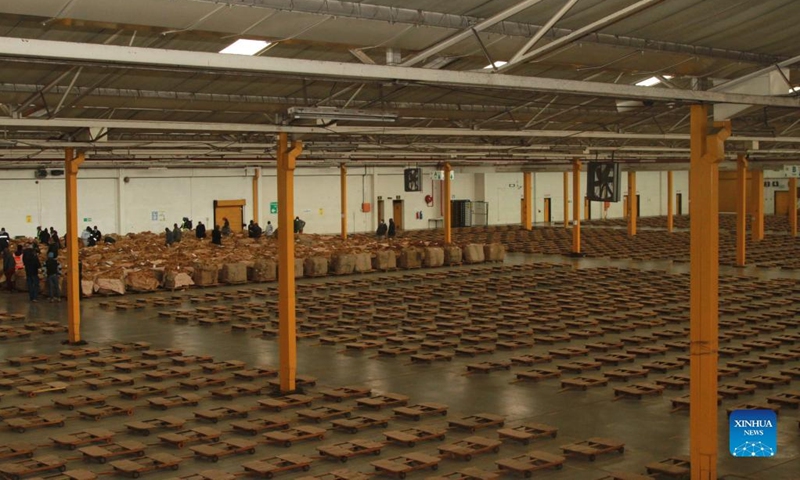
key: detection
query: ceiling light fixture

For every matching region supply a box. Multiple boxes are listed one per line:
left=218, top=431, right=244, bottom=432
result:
left=635, top=75, right=673, bottom=87
left=288, top=106, right=398, bottom=123
left=220, top=39, right=271, bottom=56
left=483, top=61, right=508, bottom=69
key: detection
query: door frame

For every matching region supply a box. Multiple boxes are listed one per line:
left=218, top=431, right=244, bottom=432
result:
left=392, top=199, right=404, bottom=230
left=543, top=197, right=551, bottom=223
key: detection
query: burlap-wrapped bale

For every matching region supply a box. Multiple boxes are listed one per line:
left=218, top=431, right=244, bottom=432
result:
left=164, top=271, right=194, bottom=290
left=193, top=263, right=219, bottom=286
left=94, top=277, right=126, bottom=295
left=294, top=258, right=304, bottom=278
left=304, top=256, right=329, bottom=277
left=250, top=259, right=277, bottom=282
left=221, top=263, right=248, bottom=284
left=81, top=280, right=94, bottom=297
left=463, top=244, right=486, bottom=264
left=398, top=247, right=424, bottom=269
left=484, top=243, right=506, bottom=262
left=126, top=270, right=160, bottom=292
left=354, top=253, right=373, bottom=273
left=372, top=250, right=396, bottom=271
left=330, top=254, right=356, bottom=275
left=423, top=247, right=444, bottom=268
left=444, top=246, right=463, bottom=265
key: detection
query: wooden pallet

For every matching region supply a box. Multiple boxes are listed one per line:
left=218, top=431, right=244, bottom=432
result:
left=497, top=423, right=558, bottom=445
left=561, top=437, right=625, bottom=461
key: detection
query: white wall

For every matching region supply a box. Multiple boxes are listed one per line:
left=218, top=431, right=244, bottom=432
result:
left=0, top=167, right=697, bottom=238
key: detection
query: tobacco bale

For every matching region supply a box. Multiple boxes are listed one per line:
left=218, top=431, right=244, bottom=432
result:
left=250, top=259, right=277, bottom=282
left=81, top=280, right=94, bottom=297
left=423, top=247, right=444, bottom=268
left=444, top=246, right=463, bottom=265
left=193, top=262, right=219, bottom=286
left=94, top=278, right=126, bottom=295
left=484, top=243, right=506, bottom=262
left=330, top=254, right=356, bottom=275
left=164, top=272, right=194, bottom=290
left=398, top=247, right=423, bottom=269
left=463, top=244, right=486, bottom=264
left=372, top=250, right=396, bottom=271
left=221, top=263, right=248, bottom=284
left=294, top=258, right=304, bottom=278
left=126, top=270, right=160, bottom=292
left=304, top=256, right=329, bottom=277
left=354, top=253, right=373, bottom=273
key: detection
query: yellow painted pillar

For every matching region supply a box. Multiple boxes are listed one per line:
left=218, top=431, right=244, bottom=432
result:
left=627, top=171, right=637, bottom=236
left=572, top=159, right=581, bottom=254
left=667, top=171, right=674, bottom=232
left=277, top=132, right=303, bottom=393
left=522, top=172, right=532, bottom=230
left=736, top=155, right=747, bottom=267
left=443, top=163, right=452, bottom=244
left=790, top=177, right=798, bottom=237
left=65, top=148, right=84, bottom=344
left=562, top=171, right=569, bottom=228
left=340, top=164, right=347, bottom=240
left=751, top=170, right=765, bottom=241
left=252, top=168, right=260, bottom=226
left=689, top=104, right=730, bottom=480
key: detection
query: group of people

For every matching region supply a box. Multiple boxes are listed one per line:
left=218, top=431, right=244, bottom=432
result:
left=376, top=218, right=397, bottom=240
left=247, top=220, right=274, bottom=239
left=2, top=226, right=62, bottom=302
left=165, top=218, right=224, bottom=247
left=80, top=226, right=103, bottom=247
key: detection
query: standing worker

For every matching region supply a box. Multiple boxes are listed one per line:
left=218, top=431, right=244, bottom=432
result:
left=195, top=222, right=207, bottom=239
left=293, top=217, right=306, bottom=234
left=0, top=228, right=10, bottom=252
left=2, top=247, right=14, bottom=292
left=165, top=227, right=174, bottom=247
left=211, top=225, right=223, bottom=246
left=22, top=244, right=40, bottom=302
left=45, top=252, right=61, bottom=302
left=172, top=223, right=182, bottom=243
left=221, top=218, right=231, bottom=236
left=387, top=218, right=396, bottom=240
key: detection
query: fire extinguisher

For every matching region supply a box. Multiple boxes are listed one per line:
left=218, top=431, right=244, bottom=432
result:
left=424, top=194, right=434, bottom=207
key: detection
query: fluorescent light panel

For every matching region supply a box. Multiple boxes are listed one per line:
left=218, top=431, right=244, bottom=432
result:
left=220, top=39, right=270, bottom=56
left=635, top=75, right=673, bottom=87
left=484, top=61, right=507, bottom=69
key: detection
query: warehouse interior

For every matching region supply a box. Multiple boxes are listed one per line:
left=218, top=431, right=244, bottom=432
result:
left=1, top=1, right=800, bottom=479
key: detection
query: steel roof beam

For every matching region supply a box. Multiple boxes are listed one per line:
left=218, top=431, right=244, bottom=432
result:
left=0, top=38, right=797, bottom=108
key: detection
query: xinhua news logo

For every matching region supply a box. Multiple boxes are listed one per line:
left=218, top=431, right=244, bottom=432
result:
left=729, top=410, right=777, bottom=458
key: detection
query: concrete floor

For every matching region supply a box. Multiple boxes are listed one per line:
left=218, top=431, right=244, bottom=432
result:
left=0, top=253, right=798, bottom=479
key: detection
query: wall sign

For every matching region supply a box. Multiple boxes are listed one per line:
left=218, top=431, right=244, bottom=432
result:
left=269, top=202, right=278, bottom=214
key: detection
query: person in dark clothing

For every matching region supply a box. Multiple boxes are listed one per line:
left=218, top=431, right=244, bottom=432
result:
left=47, top=238, right=59, bottom=259
left=387, top=219, right=396, bottom=239
left=293, top=217, right=306, bottom=234
left=248, top=221, right=262, bottom=239
left=195, top=222, right=206, bottom=239
left=181, top=217, right=193, bottom=230
left=376, top=220, right=387, bottom=239
left=211, top=225, right=222, bottom=246
left=50, top=229, right=61, bottom=248
left=165, top=227, right=174, bottom=246
left=45, top=252, right=61, bottom=302
left=38, top=227, right=50, bottom=245
left=172, top=224, right=182, bottom=243
left=92, top=226, right=102, bottom=243
left=22, top=245, right=41, bottom=302
left=221, top=218, right=231, bottom=237
left=0, top=228, right=10, bottom=252
left=3, top=248, right=15, bottom=292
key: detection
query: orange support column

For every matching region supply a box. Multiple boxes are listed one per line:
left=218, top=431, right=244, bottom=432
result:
left=689, top=104, right=730, bottom=480
left=65, top=148, right=84, bottom=344
left=572, top=159, right=581, bottom=254
left=735, top=155, right=747, bottom=267
left=340, top=164, right=347, bottom=240
left=790, top=177, right=798, bottom=237
left=252, top=168, right=260, bottom=225
left=276, top=132, right=303, bottom=393
left=751, top=170, right=765, bottom=241
left=667, top=171, right=674, bottom=232
left=443, top=163, right=452, bottom=244
left=627, top=171, right=637, bottom=236
left=562, top=172, right=569, bottom=228
left=522, top=172, right=532, bottom=230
